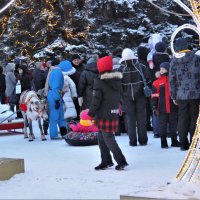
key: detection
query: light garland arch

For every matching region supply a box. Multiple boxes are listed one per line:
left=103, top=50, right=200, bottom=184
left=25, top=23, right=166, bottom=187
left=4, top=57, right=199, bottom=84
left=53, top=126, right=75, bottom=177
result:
left=0, top=0, right=16, bottom=14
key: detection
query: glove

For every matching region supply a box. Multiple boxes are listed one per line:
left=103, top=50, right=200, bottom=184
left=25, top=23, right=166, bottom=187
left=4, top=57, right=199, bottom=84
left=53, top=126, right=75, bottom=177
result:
left=73, top=97, right=77, bottom=102
left=55, top=100, right=60, bottom=110
left=78, top=97, right=83, bottom=107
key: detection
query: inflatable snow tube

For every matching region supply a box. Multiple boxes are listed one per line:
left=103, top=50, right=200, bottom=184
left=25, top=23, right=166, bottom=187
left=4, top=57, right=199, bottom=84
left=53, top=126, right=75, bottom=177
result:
left=64, top=131, right=98, bottom=146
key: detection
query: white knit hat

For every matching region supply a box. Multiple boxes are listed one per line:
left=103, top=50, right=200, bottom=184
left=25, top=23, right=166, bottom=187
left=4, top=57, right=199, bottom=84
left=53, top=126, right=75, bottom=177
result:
left=119, top=48, right=137, bottom=64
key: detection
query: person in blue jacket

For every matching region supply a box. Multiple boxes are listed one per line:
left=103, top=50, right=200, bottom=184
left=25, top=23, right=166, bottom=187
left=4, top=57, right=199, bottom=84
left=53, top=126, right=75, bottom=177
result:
left=47, top=59, right=68, bottom=139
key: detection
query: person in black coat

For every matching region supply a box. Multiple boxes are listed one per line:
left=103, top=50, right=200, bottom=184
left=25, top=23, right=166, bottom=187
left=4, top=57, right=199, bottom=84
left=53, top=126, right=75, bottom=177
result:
left=70, top=54, right=85, bottom=119
left=137, top=46, right=153, bottom=132
left=17, top=64, right=32, bottom=92
left=170, top=38, right=200, bottom=151
left=119, top=48, right=151, bottom=146
left=78, top=54, right=99, bottom=110
left=32, top=62, right=48, bottom=91
left=0, top=66, right=6, bottom=104
left=88, top=56, right=128, bottom=170
left=152, top=42, right=170, bottom=80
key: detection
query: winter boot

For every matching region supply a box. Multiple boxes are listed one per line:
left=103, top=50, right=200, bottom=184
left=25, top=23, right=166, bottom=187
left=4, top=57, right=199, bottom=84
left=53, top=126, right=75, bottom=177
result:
left=115, top=161, right=128, bottom=170
left=60, top=127, right=68, bottom=137
left=171, top=137, right=180, bottom=147
left=161, top=137, right=169, bottom=149
left=94, top=162, right=114, bottom=170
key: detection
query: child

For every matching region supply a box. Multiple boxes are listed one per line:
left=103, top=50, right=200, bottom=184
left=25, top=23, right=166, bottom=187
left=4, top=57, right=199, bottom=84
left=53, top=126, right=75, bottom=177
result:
left=151, top=62, right=179, bottom=148
left=88, top=56, right=128, bottom=170
left=64, top=109, right=99, bottom=146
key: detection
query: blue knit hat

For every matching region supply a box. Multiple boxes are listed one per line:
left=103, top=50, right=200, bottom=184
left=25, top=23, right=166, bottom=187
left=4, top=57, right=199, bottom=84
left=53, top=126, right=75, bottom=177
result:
left=160, top=62, right=170, bottom=72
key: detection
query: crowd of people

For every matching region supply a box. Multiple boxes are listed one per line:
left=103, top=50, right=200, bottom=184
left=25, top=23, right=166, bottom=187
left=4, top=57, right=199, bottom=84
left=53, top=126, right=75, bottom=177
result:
left=0, top=34, right=200, bottom=170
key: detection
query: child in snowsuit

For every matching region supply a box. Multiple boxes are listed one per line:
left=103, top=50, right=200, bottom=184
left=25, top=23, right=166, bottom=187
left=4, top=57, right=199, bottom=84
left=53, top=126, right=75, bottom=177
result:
left=151, top=62, right=179, bottom=148
left=88, top=56, right=128, bottom=170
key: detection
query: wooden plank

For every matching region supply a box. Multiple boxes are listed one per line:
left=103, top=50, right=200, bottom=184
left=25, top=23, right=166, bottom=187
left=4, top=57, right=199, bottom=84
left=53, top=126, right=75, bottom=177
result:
left=120, top=195, right=184, bottom=200
left=0, top=157, right=25, bottom=180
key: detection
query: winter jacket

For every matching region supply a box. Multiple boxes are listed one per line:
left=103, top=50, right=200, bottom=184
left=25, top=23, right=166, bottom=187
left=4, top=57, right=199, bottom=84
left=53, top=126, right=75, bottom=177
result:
left=62, top=75, right=77, bottom=119
left=69, top=62, right=85, bottom=90
left=119, top=59, right=151, bottom=100
left=32, top=67, right=46, bottom=91
left=88, top=71, right=122, bottom=121
left=5, top=63, right=17, bottom=97
left=18, top=65, right=32, bottom=92
left=170, top=51, right=200, bottom=100
left=151, top=75, right=178, bottom=114
left=0, top=73, right=6, bottom=93
left=78, top=62, right=99, bottom=109
left=152, top=52, right=170, bottom=79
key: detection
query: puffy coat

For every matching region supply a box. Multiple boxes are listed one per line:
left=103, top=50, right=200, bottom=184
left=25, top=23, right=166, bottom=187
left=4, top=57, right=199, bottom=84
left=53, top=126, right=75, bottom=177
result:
left=170, top=51, right=200, bottom=100
left=18, top=65, right=32, bottom=92
left=5, top=63, right=16, bottom=97
left=69, top=62, right=85, bottom=89
left=78, top=62, right=99, bottom=110
left=63, top=75, right=77, bottom=119
left=32, top=67, right=46, bottom=91
left=119, top=59, right=151, bottom=100
left=88, top=71, right=122, bottom=121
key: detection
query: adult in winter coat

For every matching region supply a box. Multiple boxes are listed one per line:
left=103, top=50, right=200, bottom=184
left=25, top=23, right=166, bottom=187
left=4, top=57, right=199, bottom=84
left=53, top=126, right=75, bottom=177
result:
left=0, top=66, right=6, bottom=104
left=147, top=33, right=163, bottom=69
left=169, top=38, right=200, bottom=151
left=32, top=62, right=48, bottom=91
left=5, top=63, right=17, bottom=111
left=137, top=46, right=153, bottom=132
left=47, top=59, right=68, bottom=139
left=78, top=54, right=99, bottom=110
left=17, top=64, right=32, bottom=92
left=88, top=56, right=128, bottom=171
left=119, top=48, right=151, bottom=146
left=59, top=60, right=77, bottom=121
left=70, top=54, right=85, bottom=119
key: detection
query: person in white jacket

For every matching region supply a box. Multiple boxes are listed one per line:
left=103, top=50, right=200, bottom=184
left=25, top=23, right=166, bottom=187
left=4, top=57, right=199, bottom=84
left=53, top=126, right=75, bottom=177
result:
left=58, top=60, right=78, bottom=122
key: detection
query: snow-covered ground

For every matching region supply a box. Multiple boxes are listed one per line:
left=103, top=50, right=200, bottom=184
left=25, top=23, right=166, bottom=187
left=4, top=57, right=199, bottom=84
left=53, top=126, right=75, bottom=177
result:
left=0, top=122, right=200, bottom=199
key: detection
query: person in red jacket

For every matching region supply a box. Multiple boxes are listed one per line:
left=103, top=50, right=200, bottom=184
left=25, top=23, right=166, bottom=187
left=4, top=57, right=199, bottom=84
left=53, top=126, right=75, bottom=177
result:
left=151, top=62, right=179, bottom=148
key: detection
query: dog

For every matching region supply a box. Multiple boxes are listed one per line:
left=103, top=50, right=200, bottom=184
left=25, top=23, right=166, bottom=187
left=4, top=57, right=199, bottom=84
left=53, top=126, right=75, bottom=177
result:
left=19, top=90, right=47, bottom=142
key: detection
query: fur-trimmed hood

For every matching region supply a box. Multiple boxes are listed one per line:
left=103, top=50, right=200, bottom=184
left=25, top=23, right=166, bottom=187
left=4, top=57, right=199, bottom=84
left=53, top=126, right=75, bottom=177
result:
left=100, top=71, right=122, bottom=91
left=100, top=71, right=122, bottom=80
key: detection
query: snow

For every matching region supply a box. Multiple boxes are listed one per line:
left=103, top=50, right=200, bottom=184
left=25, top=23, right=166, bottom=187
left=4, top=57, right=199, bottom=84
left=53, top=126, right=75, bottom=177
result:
left=0, top=122, right=200, bottom=199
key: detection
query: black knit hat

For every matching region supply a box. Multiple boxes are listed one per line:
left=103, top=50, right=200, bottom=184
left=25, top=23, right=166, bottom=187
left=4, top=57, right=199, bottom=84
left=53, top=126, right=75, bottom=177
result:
left=51, top=59, right=60, bottom=66
left=113, top=47, right=123, bottom=58
left=137, top=46, right=150, bottom=61
left=71, top=54, right=81, bottom=61
left=155, top=42, right=166, bottom=52
left=174, top=38, right=188, bottom=52
left=160, top=62, right=170, bottom=72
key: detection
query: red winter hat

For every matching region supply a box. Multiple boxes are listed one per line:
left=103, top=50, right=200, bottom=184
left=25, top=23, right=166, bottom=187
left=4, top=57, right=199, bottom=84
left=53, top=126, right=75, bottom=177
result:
left=97, top=56, right=113, bottom=74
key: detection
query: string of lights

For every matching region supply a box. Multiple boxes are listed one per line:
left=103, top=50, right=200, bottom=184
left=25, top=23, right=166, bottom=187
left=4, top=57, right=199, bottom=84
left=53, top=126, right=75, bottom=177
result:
left=0, top=0, right=16, bottom=14
left=171, top=1, right=200, bottom=183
